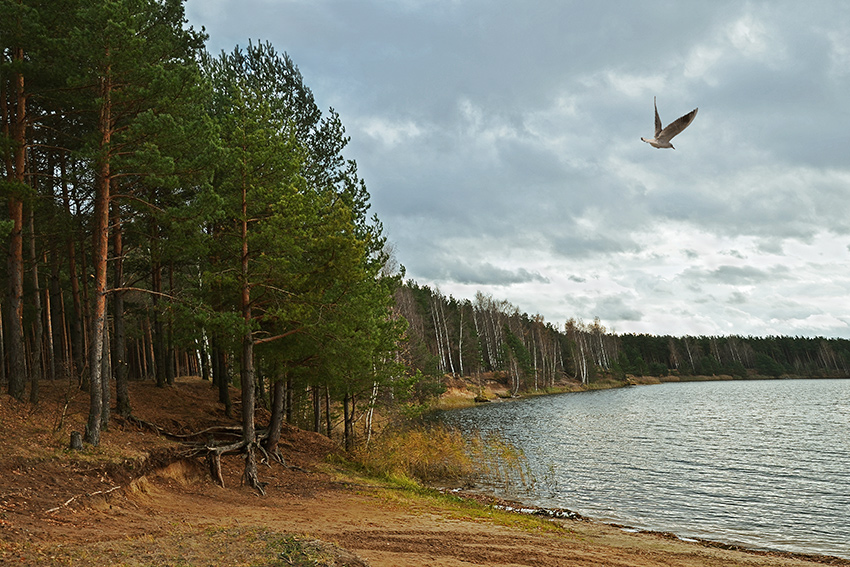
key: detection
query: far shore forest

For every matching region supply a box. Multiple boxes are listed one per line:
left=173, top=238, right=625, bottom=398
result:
left=3, top=1, right=849, bottom=489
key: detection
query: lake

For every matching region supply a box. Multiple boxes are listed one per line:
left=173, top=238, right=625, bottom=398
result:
left=442, top=379, right=850, bottom=559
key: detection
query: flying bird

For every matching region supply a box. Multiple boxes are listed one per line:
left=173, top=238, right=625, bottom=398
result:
left=641, top=97, right=698, bottom=149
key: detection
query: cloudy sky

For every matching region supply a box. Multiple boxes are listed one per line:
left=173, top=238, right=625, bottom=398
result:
left=185, top=1, right=850, bottom=339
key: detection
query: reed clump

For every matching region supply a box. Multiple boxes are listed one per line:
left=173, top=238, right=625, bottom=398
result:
left=353, top=423, right=533, bottom=490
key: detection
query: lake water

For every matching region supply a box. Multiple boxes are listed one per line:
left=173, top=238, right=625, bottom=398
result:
left=443, top=379, right=850, bottom=559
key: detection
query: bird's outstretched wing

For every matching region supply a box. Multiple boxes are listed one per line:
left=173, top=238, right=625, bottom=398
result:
left=654, top=96, right=663, bottom=138
left=658, top=107, right=698, bottom=143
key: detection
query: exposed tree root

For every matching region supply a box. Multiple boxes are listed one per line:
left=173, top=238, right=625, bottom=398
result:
left=121, top=417, right=292, bottom=496
left=119, top=415, right=242, bottom=441
left=242, top=444, right=267, bottom=496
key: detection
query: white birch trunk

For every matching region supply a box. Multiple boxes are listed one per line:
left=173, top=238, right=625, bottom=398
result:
left=430, top=300, right=445, bottom=373
left=457, top=306, right=464, bottom=377
left=439, top=299, right=456, bottom=377
left=365, top=380, right=379, bottom=447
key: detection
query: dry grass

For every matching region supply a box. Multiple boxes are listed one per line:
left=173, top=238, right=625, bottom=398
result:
left=352, top=423, right=534, bottom=493
left=354, top=424, right=475, bottom=483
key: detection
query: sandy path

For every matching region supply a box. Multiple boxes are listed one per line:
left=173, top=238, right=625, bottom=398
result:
left=116, top=461, right=846, bottom=567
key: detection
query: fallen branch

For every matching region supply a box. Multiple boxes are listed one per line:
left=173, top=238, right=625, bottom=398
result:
left=46, top=485, right=121, bottom=514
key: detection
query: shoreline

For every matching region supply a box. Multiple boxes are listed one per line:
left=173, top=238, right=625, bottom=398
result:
left=441, top=486, right=850, bottom=565
left=434, top=376, right=850, bottom=565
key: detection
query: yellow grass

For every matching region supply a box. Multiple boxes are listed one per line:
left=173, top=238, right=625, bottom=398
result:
left=352, top=423, right=534, bottom=491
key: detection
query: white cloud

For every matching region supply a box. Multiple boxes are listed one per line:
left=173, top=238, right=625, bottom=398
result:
left=726, top=14, right=770, bottom=57
left=826, top=28, right=850, bottom=76
left=684, top=10, right=785, bottom=83
left=358, top=116, right=424, bottom=148
left=603, top=71, right=665, bottom=98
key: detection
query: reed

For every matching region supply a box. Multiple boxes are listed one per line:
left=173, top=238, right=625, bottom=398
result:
left=353, top=423, right=534, bottom=490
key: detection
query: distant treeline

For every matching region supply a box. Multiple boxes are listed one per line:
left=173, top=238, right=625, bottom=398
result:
left=396, top=282, right=850, bottom=391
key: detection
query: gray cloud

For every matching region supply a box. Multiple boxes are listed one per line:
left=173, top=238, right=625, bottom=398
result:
left=591, top=296, right=644, bottom=323
left=727, top=291, right=749, bottom=305
left=433, top=260, right=549, bottom=286
left=683, top=265, right=791, bottom=286
left=187, top=0, right=850, bottom=338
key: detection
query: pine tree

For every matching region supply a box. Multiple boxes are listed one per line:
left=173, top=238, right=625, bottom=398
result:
left=65, top=0, right=206, bottom=445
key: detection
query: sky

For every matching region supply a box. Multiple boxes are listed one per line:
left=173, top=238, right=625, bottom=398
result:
left=184, top=1, right=850, bottom=339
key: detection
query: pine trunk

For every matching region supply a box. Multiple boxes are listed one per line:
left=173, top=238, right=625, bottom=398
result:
left=264, top=378, right=285, bottom=459
left=84, top=65, right=112, bottom=447
left=42, top=250, right=56, bottom=382
left=49, top=249, right=65, bottom=379
left=112, top=204, right=130, bottom=416
left=151, top=260, right=166, bottom=387
left=312, top=385, right=320, bottom=433
left=343, top=392, right=353, bottom=451
left=5, top=197, right=26, bottom=401
left=324, top=386, right=332, bottom=438
left=211, top=337, right=232, bottom=417
left=4, top=56, right=27, bottom=401
left=61, top=156, right=85, bottom=384
left=27, top=210, right=42, bottom=403
left=240, top=174, right=262, bottom=494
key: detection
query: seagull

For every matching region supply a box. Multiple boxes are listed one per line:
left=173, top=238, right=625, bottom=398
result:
left=641, top=97, right=698, bottom=149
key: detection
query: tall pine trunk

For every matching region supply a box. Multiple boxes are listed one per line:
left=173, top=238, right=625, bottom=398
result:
left=112, top=203, right=130, bottom=417
left=324, top=386, right=332, bottom=438
left=48, top=248, right=66, bottom=379
left=264, top=377, right=285, bottom=461
left=151, top=258, right=166, bottom=387
left=239, top=171, right=262, bottom=493
left=4, top=51, right=27, bottom=401
left=61, top=157, right=85, bottom=384
left=84, top=63, right=112, bottom=447
left=343, top=391, right=355, bottom=452
left=27, top=209, right=42, bottom=403
left=5, top=196, right=26, bottom=400
left=42, top=249, right=56, bottom=382
left=312, top=385, right=320, bottom=433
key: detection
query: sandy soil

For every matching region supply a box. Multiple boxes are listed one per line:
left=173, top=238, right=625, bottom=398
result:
left=1, top=377, right=848, bottom=567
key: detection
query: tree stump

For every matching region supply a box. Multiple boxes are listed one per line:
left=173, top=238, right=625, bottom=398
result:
left=69, top=431, right=83, bottom=450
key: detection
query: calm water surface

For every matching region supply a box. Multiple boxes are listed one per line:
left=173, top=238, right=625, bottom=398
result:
left=444, top=379, right=850, bottom=559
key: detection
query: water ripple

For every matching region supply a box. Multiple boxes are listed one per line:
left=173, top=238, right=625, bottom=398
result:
left=444, top=379, right=850, bottom=559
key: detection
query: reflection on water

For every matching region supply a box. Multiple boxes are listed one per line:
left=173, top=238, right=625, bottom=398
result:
left=444, top=379, right=850, bottom=559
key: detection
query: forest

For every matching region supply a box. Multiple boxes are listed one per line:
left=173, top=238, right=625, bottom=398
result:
left=1, top=0, right=412, bottom=491
left=3, top=0, right=850, bottom=492
left=396, top=282, right=850, bottom=391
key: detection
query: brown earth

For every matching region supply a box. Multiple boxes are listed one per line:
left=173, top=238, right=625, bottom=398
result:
left=1, top=376, right=848, bottom=567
